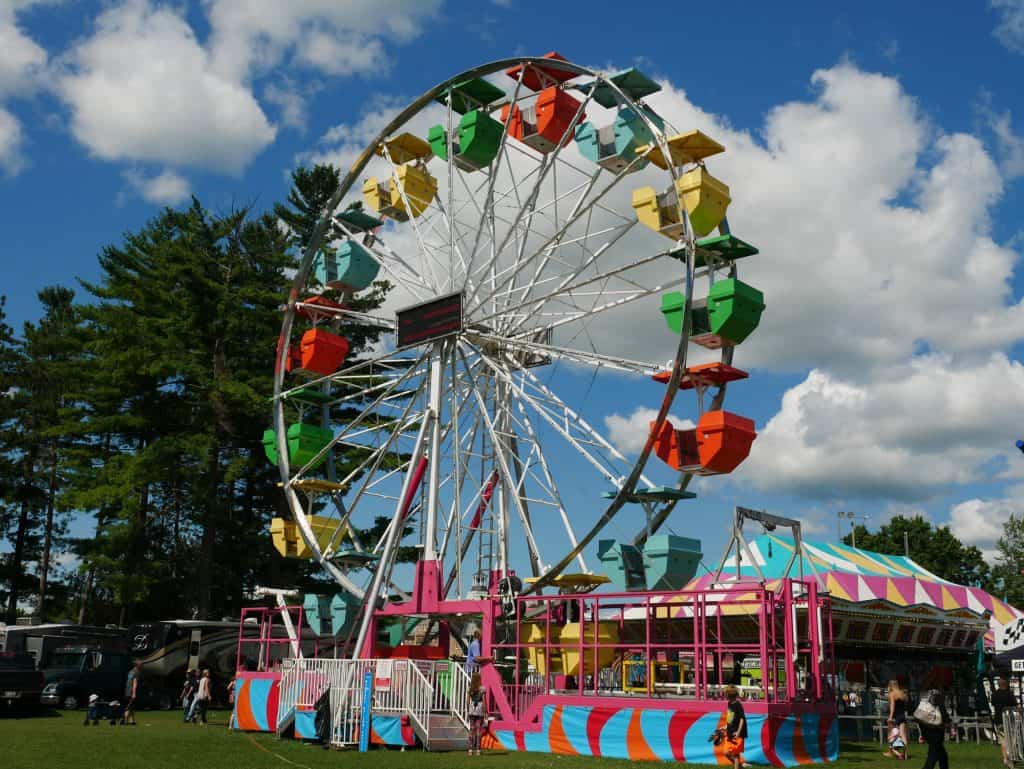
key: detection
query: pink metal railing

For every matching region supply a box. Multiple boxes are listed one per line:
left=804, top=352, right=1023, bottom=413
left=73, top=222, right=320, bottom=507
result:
left=493, top=578, right=833, bottom=722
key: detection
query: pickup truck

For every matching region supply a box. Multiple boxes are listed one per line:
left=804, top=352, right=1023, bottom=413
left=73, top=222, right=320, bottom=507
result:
left=0, top=651, right=45, bottom=709
left=41, top=646, right=132, bottom=710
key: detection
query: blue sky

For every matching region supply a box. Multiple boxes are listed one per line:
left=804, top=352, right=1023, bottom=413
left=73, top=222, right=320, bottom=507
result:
left=2, top=0, right=1024, bottom=584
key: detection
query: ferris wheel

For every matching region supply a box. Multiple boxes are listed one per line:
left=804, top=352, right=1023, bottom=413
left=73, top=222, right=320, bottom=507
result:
left=266, top=54, right=764, bottom=651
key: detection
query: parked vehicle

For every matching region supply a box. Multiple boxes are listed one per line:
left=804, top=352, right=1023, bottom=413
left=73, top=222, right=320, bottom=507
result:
left=0, top=623, right=126, bottom=668
left=128, top=620, right=243, bottom=706
left=40, top=646, right=132, bottom=710
left=127, top=618, right=330, bottom=706
left=0, top=651, right=45, bottom=710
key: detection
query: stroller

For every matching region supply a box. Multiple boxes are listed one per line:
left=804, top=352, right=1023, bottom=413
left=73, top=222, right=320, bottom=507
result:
left=83, top=695, right=125, bottom=726
left=887, top=726, right=907, bottom=761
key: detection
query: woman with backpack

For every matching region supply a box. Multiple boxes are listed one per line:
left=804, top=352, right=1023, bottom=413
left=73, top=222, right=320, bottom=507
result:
left=914, top=674, right=950, bottom=769
left=467, top=672, right=486, bottom=757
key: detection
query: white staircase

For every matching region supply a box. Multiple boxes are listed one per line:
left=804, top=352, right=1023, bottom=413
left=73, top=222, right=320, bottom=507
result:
left=286, top=657, right=471, bottom=750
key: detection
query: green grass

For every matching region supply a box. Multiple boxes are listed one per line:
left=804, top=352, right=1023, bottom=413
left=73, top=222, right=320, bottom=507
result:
left=1, top=709, right=1009, bottom=769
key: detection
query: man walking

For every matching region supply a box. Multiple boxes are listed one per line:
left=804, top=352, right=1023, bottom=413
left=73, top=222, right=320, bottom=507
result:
left=123, top=662, right=142, bottom=726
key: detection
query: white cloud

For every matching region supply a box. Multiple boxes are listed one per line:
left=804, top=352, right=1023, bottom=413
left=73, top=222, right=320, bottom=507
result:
left=744, top=354, right=1024, bottom=500
left=0, top=0, right=48, bottom=98
left=296, top=30, right=386, bottom=77
left=0, top=0, right=51, bottom=176
left=949, top=491, right=1024, bottom=560
left=992, top=0, right=1024, bottom=53
left=634, top=65, right=1024, bottom=377
left=57, top=0, right=276, bottom=174
left=0, top=107, right=25, bottom=176
left=204, top=0, right=442, bottom=81
left=122, top=167, right=191, bottom=206
left=978, top=94, right=1024, bottom=180
left=263, top=82, right=308, bottom=130
left=605, top=406, right=694, bottom=455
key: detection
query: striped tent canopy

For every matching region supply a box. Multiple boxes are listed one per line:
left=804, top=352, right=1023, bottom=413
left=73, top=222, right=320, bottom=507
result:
left=684, top=533, right=1023, bottom=643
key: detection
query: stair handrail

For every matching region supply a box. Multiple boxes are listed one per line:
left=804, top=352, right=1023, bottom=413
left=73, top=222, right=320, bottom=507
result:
left=447, top=660, right=472, bottom=730
left=399, top=659, right=433, bottom=741
left=275, top=658, right=300, bottom=735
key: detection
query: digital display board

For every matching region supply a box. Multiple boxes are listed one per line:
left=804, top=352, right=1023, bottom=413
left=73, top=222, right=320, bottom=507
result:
left=396, top=291, right=464, bottom=349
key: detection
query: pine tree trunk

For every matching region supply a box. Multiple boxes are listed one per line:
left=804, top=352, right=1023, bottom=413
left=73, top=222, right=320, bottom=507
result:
left=37, top=448, right=59, bottom=619
left=5, top=498, right=32, bottom=623
left=197, top=444, right=220, bottom=619
left=77, top=568, right=93, bottom=625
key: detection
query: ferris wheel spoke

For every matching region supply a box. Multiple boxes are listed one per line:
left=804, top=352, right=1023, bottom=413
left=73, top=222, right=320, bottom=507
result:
left=505, top=221, right=641, bottom=332
left=438, top=347, right=492, bottom=568
left=444, top=93, right=457, bottom=292
left=465, top=164, right=601, bottom=311
left=493, top=190, right=624, bottom=320
left=468, top=145, right=647, bottom=317
left=518, top=362, right=655, bottom=487
left=486, top=167, right=605, bottom=317
left=481, top=228, right=652, bottom=334
left=519, top=274, right=686, bottom=343
left=466, top=343, right=622, bottom=488
left=279, top=344, right=424, bottom=402
left=431, top=192, right=476, bottom=294
left=467, top=330, right=661, bottom=376
left=379, top=144, right=445, bottom=292
left=510, top=396, right=588, bottom=573
left=463, top=86, right=597, bottom=312
left=460, top=67, right=529, bottom=291
left=437, top=395, right=487, bottom=570
left=456, top=346, right=546, bottom=576
left=290, top=349, right=429, bottom=479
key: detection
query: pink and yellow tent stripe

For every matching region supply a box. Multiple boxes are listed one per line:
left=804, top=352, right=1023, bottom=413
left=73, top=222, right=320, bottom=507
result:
left=681, top=534, right=1023, bottom=643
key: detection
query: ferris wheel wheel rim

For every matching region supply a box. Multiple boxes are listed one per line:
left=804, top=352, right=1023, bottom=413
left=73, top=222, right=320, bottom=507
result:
left=271, top=54, right=731, bottom=594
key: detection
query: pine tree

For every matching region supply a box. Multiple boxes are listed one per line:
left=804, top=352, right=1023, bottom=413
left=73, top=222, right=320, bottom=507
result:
left=19, top=286, right=84, bottom=618
left=71, top=199, right=298, bottom=621
left=0, top=296, right=35, bottom=621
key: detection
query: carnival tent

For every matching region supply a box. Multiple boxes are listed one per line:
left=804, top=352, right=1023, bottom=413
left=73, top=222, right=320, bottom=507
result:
left=684, top=533, right=1023, bottom=646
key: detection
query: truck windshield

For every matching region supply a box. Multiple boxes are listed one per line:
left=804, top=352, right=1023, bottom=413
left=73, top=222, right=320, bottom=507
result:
left=0, top=653, right=34, bottom=670
left=48, top=652, right=86, bottom=669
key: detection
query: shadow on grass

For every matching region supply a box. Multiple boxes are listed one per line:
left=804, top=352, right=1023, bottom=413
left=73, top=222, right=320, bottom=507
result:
left=0, top=706, right=62, bottom=720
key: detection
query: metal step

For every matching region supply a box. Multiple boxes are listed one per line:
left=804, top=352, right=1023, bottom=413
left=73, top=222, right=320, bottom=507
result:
left=425, top=713, right=469, bottom=751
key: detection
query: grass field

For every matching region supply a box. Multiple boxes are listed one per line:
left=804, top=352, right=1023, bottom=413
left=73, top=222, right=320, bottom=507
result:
left=2, top=709, right=1009, bottom=769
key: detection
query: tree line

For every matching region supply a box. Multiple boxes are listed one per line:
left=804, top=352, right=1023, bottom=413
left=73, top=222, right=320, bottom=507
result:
left=0, top=165, right=394, bottom=626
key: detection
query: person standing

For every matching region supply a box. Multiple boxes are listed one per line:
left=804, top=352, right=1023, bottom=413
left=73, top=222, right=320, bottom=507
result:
left=915, top=676, right=950, bottom=769
left=992, top=677, right=1018, bottom=767
left=467, top=672, right=486, bottom=757
left=466, top=630, right=482, bottom=674
left=180, top=669, right=197, bottom=724
left=884, top=680, right=910, bottom=759
left=723, top=685, right=747, bottom=769
left=226, top=668, right=240, bottom=731
left=191, top=669, right=211, bottom=725
left=123, top=662, right=142, bottom=726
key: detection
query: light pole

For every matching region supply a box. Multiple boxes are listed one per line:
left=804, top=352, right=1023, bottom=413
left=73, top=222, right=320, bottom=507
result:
left=837, top=511, right=870, bottom=548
